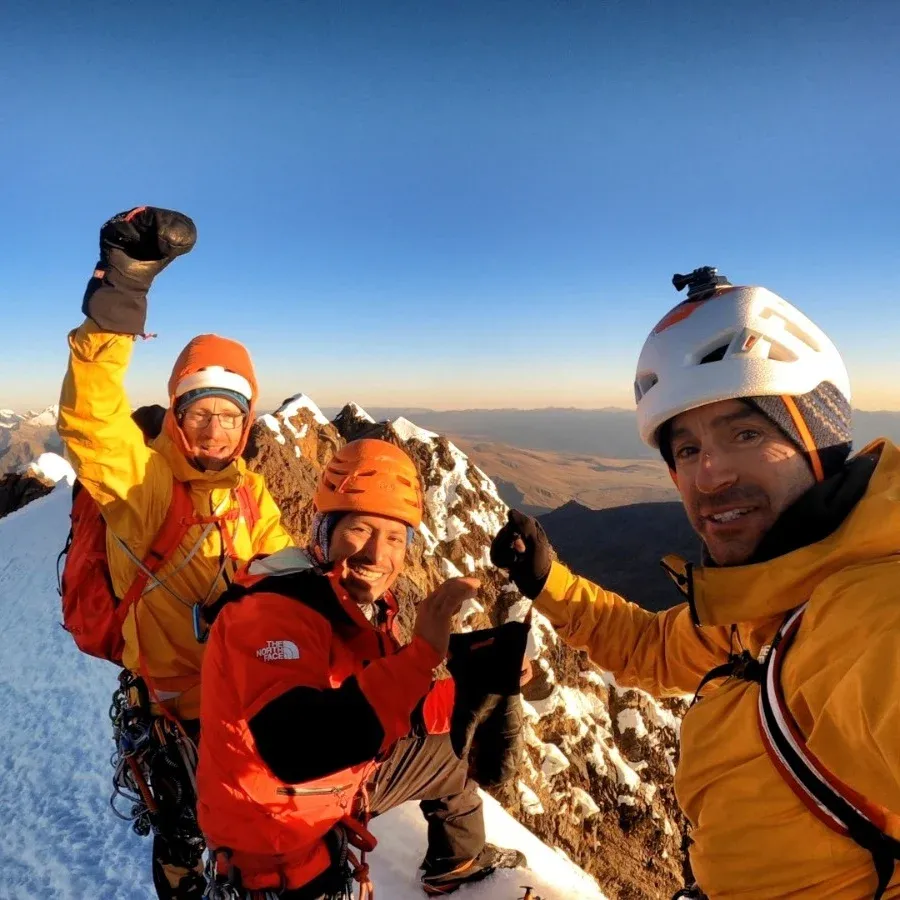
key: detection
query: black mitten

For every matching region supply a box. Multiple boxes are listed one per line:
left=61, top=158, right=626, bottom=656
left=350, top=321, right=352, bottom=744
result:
left=82, top=206, right=196, bottom=334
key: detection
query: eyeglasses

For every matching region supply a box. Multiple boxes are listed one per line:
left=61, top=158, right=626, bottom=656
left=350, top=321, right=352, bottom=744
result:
left=179, top=411, right=246, bottom=430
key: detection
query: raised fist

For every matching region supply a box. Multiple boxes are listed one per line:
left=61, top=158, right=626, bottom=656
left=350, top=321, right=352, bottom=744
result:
left=82, top=206, right=196, bottom=335
left=490, top=509, right=553, bottom=599
left=99, top=207, right=196, bottom=264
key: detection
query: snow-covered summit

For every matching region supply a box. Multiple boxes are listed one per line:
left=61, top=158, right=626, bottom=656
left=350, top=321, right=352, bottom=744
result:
left=0, top=405, right=60, bottom=429
left=390, top=416, right=439, bottom=444
left=23, top=404, right=60, bottom=428
left=275, top=393, right=330, bottom=426
left=345, top=401, right=375, bottom=424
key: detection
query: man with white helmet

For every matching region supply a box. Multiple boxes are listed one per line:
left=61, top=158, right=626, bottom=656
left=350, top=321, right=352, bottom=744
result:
left=491, top=268, right=900, bottom=899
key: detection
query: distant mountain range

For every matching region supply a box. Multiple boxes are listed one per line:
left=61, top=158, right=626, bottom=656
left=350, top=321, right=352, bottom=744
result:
left=5, top=405, right=897, bottom=473
left=0, top=406, right=61, bottom=475
left=321, top=406, right=900, bottom=458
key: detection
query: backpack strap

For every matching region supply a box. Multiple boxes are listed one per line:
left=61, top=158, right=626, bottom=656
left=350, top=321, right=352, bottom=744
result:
left=688, top=650, right=764, bottom=710
left=121, top=480, right=195, bottom=608
left=203, top=562, right=357, bottom=631
left=234, top=483, right=260, bottom=534
left=758, top=604, right=900, bottom=900
left=182, top=484, right=261, bottom=562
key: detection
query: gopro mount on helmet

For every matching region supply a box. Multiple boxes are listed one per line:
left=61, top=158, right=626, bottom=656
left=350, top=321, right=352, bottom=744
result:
left=671, top=266, right=732, bottom=302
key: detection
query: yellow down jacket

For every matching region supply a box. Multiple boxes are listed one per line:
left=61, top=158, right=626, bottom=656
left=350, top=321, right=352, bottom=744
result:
left=534, top=441, right=900, bottom=899
left=58, top=320, right=293, bottom=719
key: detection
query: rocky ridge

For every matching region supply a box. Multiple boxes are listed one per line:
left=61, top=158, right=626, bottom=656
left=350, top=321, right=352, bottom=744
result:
left=247, top=396, right=689, bottom=900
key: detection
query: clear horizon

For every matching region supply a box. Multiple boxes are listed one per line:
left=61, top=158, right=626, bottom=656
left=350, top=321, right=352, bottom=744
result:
left=3, top=1, right=899, bottom=411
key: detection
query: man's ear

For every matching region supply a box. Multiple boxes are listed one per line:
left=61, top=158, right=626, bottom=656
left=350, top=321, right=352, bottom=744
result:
left=668, top=467, right=679, bottom=487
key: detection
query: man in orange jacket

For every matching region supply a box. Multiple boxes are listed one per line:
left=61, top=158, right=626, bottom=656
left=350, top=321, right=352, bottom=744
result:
left=198, top=439, right=526, bottom=898
left=491, top=267, right=900, bottom=899
left=58, top=208, right=293, bottom=900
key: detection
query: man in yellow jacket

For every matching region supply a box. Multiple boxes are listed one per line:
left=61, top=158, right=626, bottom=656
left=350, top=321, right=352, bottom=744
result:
left=58, top=207, right=293, bottom=900
left=491, top=267, right=900, bottom=900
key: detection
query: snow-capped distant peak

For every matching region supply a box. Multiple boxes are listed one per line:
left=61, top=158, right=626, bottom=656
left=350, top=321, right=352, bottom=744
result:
left=0, top=409, right=20, bottom=429
left=276, top=394, right=330, bottom=426
left=25, top=404, right=59, bottom=428
left=390, top=416, right=438, bottom=444
left=346, top=402, right=375, bottom=423
left=25, top=452, right=75, bottom=486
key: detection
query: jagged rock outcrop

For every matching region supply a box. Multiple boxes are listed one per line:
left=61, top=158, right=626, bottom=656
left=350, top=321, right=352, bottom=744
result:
left=246, top=397, right=689, bottom=899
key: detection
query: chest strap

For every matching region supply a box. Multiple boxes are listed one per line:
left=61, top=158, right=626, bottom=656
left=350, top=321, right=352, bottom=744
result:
left=695, top=605, right=900, bottom=899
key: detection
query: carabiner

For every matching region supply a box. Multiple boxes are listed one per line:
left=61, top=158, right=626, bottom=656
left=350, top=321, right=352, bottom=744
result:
left=193, top=603, right=210, bottom=644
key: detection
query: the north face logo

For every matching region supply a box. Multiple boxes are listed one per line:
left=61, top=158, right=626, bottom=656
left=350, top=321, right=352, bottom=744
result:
left=256, top=640, right=301, bottom=662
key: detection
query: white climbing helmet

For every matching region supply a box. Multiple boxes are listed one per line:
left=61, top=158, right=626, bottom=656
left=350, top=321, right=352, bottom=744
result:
left=634, top=269, right=851, bottom=449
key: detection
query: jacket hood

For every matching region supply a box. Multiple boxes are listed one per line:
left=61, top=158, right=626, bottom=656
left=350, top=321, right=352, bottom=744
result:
left=662, top=440, right=900, bottom=627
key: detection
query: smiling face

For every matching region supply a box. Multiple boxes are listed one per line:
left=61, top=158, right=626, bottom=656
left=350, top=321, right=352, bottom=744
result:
left=328, top=513, right=409, bottom=605
left=178, top=396, right=246, bottom=472
left=668, top=399, right=816, bottom=566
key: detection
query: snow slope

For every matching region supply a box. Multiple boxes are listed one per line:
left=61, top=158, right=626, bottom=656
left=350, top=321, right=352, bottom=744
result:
left=0, top=489, right=607, bottom=900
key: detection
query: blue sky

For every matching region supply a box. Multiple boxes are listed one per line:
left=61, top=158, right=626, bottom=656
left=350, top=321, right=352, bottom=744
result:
left=2, top=0, right=899, bottom=411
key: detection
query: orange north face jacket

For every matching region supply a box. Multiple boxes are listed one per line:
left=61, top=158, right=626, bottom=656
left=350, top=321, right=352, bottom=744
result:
left=197, top=549, right=453, bottom=892
left=58, top=320, right=293, bottom=719
left=534, top=441, right=900, bottom=899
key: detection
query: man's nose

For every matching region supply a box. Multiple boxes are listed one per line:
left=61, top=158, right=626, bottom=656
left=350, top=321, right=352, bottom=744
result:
left=202, top=415, right=226, bottom=437
left=694, top=449, right=738, bottom=495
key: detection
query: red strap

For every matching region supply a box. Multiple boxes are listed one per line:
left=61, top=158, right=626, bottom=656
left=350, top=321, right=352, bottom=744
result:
left=757, top=603, right=900, bottom=891
left=122, top=480, right=195, bottom=607
left=208, top=485, right=260, bottom=560
left=125, top=480, right=259, bottom=721
left=235, top=483, right=261, bottom=533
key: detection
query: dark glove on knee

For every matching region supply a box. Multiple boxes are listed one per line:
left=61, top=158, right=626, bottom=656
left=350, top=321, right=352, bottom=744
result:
left=82, top=206, right=196, bottom=334
left=447, top=621, right=529, bottom=787
left=490, top=509, right=553, bottom=599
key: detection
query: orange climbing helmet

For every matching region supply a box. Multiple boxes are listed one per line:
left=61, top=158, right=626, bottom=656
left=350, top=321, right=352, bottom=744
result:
left=314, top=439, right=424, bottom=528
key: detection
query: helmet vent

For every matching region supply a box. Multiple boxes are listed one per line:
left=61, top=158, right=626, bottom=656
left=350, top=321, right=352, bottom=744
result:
left=633, top=372, right=659, bottom=403
left=758, top=306, right=822, bottom=353
left=700, top=344, right=729, bottom=364
left=764, top=339, right=797, bottom=363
